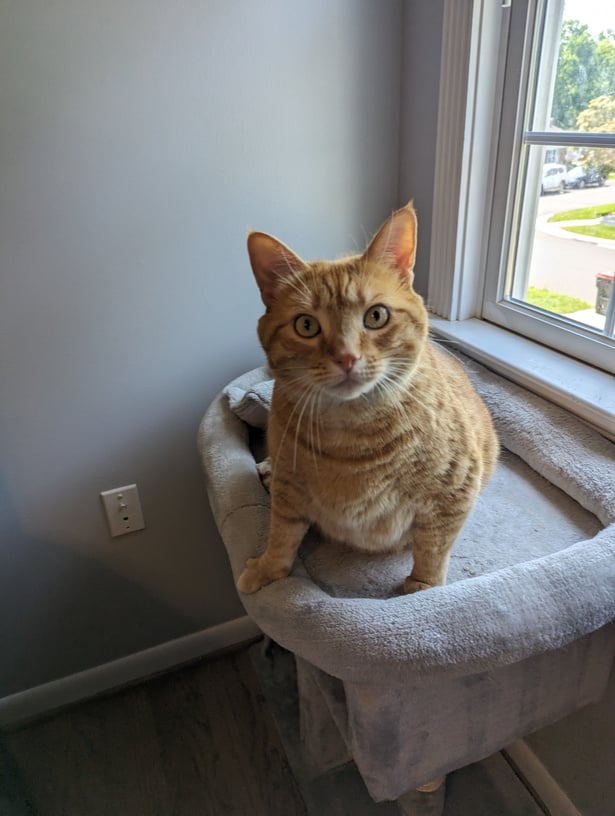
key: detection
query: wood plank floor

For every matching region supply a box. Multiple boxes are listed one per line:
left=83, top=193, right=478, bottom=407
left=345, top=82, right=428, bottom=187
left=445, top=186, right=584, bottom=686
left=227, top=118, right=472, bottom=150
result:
left=0, top=648, right=306, bottom=816
left=1, top=643, right=547, bottom=816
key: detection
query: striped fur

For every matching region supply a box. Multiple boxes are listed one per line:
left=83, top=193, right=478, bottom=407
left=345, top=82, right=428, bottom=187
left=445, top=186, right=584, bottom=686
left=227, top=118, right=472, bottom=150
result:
left=238, top=203, right=499, bottom=594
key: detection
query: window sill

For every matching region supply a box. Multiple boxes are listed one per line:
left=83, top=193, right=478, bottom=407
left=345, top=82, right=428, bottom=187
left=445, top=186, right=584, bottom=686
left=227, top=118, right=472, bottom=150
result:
left=429, top=317, right=615, bottom=441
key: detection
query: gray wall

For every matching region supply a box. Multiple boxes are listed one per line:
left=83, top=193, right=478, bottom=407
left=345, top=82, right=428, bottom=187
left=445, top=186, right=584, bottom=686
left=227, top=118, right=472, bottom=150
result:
left=399, top=0, right=444, bottom=296
left=0, top=0, right=404, bottom=696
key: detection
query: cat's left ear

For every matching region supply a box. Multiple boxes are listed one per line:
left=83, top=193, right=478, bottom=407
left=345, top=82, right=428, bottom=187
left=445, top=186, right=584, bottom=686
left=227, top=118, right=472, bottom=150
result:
left=364, top=202, right=417, bottom=285
left=247, top=231, right=306, bottom=307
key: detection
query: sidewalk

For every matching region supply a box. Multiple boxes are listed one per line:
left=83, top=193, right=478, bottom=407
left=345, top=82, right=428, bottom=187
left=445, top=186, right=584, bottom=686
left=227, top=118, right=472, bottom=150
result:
left=536, top=214, right=615, bottom=250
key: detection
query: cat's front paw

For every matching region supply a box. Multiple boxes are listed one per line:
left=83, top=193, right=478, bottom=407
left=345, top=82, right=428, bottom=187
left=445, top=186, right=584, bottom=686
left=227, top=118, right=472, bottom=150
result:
left=236, top=556, right=288, bottom=594
left=403, top=575, right=433, bottom=594
left=256, top=458, right=272, bottom=492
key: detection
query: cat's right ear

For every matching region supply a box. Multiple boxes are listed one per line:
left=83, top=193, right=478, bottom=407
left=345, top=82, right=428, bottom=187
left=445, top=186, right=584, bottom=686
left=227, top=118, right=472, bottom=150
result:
left=364, top=202, right=417, bottom=285
left=247, top=232, right=306, bottom=308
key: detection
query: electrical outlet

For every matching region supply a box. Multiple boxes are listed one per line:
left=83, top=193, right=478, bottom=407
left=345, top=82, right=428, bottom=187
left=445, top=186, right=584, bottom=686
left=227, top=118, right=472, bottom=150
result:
left=100, top=484, right=145, bottom=537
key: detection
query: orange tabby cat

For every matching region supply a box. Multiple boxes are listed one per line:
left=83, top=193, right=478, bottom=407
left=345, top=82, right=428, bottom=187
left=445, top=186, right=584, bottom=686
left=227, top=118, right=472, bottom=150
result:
left=237, top=202, right=499, bottom=595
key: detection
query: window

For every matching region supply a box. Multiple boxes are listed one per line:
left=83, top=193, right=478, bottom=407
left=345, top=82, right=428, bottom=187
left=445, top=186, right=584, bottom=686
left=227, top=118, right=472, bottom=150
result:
left=483, top=0, right=615, bottom=374
left=426, top=0, right=614, bottom=437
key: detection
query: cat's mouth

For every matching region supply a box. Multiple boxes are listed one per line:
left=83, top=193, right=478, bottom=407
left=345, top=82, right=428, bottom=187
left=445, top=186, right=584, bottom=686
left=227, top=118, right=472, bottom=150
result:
left=326, top=372, right=374, bottom=400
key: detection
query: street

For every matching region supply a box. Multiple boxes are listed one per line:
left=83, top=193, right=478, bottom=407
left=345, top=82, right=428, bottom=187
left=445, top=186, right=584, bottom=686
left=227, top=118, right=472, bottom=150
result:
left=536, top=182, right=615, bottom=220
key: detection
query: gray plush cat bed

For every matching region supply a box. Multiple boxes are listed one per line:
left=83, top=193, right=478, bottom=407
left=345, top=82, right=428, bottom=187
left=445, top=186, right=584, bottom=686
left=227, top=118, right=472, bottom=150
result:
left=198, top=354, right=615, bottom=805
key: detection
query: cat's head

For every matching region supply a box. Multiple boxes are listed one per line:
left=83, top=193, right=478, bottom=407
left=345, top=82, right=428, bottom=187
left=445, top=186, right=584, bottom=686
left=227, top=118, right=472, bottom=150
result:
left=247, top=202, right=428, bottom=403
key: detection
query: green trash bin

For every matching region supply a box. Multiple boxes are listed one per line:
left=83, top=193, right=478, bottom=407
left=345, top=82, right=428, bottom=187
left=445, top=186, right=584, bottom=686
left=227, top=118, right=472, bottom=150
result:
left=595, top=271, right=614, bottom=316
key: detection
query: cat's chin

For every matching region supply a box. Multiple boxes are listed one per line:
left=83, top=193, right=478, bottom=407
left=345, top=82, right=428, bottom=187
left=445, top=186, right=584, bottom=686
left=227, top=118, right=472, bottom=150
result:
left=324, top=377, right=375, bottom=402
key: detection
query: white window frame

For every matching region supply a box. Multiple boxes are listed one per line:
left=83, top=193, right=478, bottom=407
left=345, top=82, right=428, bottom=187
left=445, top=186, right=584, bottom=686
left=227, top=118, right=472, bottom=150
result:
left=426, top=0, right=615, bottom=439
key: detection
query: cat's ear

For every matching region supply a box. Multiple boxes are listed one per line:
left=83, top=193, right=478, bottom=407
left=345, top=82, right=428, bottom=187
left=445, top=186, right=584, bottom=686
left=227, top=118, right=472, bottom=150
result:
left=247, top=231, right=306, bottom=307
left=364, top=202, right=417, bottom=284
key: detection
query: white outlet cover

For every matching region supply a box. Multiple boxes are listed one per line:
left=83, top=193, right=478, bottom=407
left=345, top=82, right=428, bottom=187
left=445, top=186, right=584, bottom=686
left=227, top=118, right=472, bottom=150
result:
left=100, top=483, right=146, bottom=537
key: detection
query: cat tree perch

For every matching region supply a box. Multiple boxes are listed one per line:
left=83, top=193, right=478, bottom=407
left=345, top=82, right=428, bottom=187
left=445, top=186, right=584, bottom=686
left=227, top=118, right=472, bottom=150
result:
left=198, top=355, right=615, bottom=806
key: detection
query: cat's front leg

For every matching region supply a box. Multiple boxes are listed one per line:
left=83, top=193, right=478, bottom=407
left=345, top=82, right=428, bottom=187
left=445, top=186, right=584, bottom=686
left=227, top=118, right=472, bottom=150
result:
left=237, top=504, right=308, bottom=594
left=402, top=507, right=467, bottom=594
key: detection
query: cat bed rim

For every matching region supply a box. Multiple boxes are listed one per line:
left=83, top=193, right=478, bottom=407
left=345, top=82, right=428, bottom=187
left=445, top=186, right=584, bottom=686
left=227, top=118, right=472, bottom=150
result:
left=198, top=362, right=615, bottom=683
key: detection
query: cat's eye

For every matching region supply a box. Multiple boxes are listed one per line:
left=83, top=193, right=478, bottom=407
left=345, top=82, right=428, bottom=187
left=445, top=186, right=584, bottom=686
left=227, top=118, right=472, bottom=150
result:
left=364, top=305, right=390, bottom=330
left=294, top=314, right=321, bottom=338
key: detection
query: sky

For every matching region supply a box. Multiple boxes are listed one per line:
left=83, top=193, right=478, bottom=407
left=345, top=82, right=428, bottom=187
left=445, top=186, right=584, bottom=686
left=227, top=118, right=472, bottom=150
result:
left=563, top=0, right=613, bottom=35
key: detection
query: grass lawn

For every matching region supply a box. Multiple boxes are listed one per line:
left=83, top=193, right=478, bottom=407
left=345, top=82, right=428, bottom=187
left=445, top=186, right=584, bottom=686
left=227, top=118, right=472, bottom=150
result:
left=548, top=203, right=615, bottom=222
left=563, top=224, right=615, bottom=240
left=525, top=287, right=592, bottom=314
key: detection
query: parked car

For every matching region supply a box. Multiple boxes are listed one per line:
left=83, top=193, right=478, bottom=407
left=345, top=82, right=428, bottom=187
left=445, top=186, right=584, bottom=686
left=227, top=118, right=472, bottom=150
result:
left=541, top=163, right=566, bottom=194
left=565, top=165, right=605, bottom=189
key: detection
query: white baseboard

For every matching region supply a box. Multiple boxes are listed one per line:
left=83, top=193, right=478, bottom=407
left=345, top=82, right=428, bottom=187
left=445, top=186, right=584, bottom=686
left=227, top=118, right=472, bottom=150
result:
left=504, top=739, right=583, bottom=816
left=0, top=616, right=261, bottom=729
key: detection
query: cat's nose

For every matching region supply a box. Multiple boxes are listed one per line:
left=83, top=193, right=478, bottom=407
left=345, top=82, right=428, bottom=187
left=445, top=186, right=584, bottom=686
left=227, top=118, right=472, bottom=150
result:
left=334, top=353, right=359, bottom=373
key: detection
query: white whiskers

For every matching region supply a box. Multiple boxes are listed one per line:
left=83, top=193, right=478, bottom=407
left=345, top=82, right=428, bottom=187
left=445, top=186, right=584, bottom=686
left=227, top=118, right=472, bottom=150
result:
left=279, top=254, right=313, bottom=307
left=377, top=360, right=432, bottom=416
left=274, top=373, right=324, bottom=474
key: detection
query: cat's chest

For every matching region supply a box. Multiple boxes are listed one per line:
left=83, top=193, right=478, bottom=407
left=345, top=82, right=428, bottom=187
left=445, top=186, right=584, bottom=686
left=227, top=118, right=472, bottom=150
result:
left=303, top=457, right=419, bottom=553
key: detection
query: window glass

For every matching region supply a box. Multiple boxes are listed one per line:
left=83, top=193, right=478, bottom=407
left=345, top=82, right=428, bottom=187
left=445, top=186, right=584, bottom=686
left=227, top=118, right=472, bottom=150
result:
left=511, top=145, right=614, bottom=336
left=492, top=0, right=615, bottom=363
